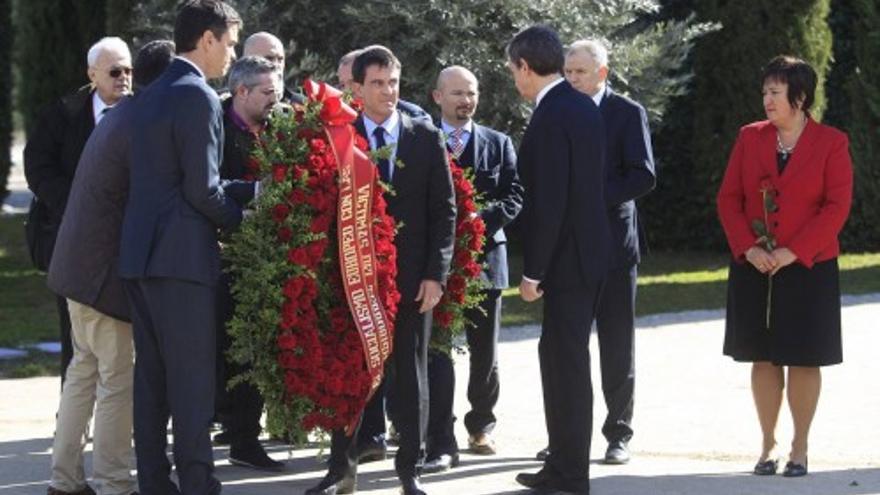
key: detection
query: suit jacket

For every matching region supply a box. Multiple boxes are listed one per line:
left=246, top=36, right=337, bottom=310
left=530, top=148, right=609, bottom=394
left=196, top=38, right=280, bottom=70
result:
left=355, top=111, right=456, bottom=302
left=119, top=59, right=254, bottom=286
left=398, top=99, right=430, bottom=120
left=518, top=81, right=611, bottom=288
left=47, top=96, right=135, bottom=322
left=717, top=118, right=852, bottom=268
left=24, top=85, right=95, bottom=222
left=599, top=88, right=656, bottom=268
left=439, top=120, right=523, bottom=289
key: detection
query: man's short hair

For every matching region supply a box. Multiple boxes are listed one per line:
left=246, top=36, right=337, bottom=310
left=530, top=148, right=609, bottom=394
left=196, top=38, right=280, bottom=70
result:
left=134, top=40, right=175, bottom=91
left=762, top=55, right=818, bottom=115
left=338, top=49, right=362, bottom=68
left=227, top=56, right=277, bottom=93
left=567, top=39, right=609, bottom=68
left=174, top=0, right=241, bottom=54
left=86, top=37, right=131, bottom=67
left=507, top=25, right=564, bottom=76
left=351, top=45, right=401, bottom=84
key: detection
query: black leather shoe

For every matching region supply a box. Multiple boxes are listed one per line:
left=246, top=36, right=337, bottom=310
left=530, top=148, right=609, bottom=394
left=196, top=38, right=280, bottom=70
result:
left=399, top=477, right=426, bottom=495
left=304, top=471, right=357, bottom=495
left=535, top=446, right=550, bottom=461
left=356, top=441, right=387, bottom=464
left=753, top=458, right=779, bottom=475
left=229, top=442, right=285, bottom=471
left=213, top=430, right=232, bottom=446
left=422, top=453, right=460, bottom=474
left=515, top=469, right=554, bottom=489
left=604, top=440, right=631, bottom=464
left=782, top=459, right=808, bottom=477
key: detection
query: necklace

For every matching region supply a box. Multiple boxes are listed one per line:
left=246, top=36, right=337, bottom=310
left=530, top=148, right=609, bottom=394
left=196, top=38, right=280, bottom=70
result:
left=776, top=116, right=807, bottom=159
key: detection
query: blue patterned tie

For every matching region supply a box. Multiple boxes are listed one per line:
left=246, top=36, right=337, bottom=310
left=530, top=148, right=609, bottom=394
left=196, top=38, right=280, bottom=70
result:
left=373, top=127, right=392, bottom=182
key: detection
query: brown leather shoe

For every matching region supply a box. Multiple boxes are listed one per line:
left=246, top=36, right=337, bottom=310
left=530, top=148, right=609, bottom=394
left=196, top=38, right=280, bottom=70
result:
left=468, top=433, right=496, bottom=455
left=47, top=485, right=96, bottom=495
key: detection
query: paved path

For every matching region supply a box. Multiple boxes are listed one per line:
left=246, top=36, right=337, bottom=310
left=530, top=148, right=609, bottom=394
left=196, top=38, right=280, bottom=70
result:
left=2, top=295, right=879, bottom=494
left=2, top=131, right=30, bottom=214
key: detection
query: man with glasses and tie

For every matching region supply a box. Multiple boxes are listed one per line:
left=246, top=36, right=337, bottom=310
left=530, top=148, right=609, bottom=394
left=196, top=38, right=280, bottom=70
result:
left=421, top=66, right=522, bottom=473
left=25, top=36, right=132, bottom=387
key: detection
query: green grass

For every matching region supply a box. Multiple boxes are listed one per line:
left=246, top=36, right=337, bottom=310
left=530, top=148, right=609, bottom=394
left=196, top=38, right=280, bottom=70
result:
left=501, top=250, right=880, bottom=327
left=0, top=214, right=59, bottom=347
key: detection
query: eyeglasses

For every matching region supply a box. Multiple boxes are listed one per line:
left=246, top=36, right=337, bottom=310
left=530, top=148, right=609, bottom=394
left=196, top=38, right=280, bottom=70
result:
left=108, top=67, right=133, bottom=78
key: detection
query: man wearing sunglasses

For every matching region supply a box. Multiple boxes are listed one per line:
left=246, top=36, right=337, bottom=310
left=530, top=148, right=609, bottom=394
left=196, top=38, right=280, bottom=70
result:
left=24, top=36, right=132, bottom=389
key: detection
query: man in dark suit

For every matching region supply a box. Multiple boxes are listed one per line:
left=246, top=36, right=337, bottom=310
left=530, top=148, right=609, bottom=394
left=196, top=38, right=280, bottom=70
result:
left=242, top=31, right=306, bottom=105
left=535, top=40, right=657, bottom=466
left=43, top=39, right=174, bottom=495
left=422, top=65, right=523, bottom=473
left=507, top=26, right=610, bottom=495
left=337, top=48, right=429, bottom=120
left=24, top=36, right=132, bottom=385
left=306, top=45, right=456, bottom=495
left=118, top=2, right=253, bottom=494
left=212, top=55, right=285, bottom=471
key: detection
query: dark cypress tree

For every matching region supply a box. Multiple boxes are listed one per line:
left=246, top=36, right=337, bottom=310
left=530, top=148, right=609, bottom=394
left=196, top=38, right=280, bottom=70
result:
left=0, top=0, right=12, bottom=202
left=688, top=0, right=832, bottom=248
left=16, top=0, right=106, bottom=133
left=842, top=0, right=880, bottom=250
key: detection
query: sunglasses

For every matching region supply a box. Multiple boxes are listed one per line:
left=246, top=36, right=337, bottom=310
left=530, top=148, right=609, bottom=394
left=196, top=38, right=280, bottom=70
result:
left=108, top=67, right=133, bottom=78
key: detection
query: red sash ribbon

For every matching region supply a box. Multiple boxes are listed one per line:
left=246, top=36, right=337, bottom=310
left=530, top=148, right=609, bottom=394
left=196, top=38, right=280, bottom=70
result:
left=304, top=80, right=394, bottom=433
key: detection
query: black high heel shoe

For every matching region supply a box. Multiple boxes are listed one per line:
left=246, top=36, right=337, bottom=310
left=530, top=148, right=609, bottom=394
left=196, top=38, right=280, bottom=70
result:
left=783, top=458, right=808, bottom=477
left=753, top=458, right=779, bottom=475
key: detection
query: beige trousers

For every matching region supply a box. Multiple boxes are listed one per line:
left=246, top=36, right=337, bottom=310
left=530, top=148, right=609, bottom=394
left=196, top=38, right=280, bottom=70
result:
left=50, top=299, right=136, bottom=495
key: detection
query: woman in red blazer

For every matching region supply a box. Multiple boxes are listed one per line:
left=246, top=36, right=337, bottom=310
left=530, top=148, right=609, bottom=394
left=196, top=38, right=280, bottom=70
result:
left=717, top=56, right=853, bottom=478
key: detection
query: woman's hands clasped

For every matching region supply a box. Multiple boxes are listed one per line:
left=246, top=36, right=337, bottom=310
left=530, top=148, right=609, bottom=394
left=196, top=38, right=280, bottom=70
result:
left=746, top=246, right=798, bottom=274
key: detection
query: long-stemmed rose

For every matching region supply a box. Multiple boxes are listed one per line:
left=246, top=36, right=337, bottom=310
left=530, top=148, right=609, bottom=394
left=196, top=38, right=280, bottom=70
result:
left=751, top=177, right=778, bottom=330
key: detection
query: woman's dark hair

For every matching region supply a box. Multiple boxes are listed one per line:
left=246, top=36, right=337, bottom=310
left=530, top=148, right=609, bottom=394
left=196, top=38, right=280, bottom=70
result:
left=762, top=55, right=817, bottom=115
left=506, top=25, right=564, bottom=76
left=352, top=45, right=401, bottom=84
left=174, top=0, right=241, bottom=54
left=134, top=40, right=176, bottom=91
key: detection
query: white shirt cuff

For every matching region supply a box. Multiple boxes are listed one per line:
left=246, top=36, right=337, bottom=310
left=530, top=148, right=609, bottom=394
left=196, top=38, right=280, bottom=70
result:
left=522, top=275, right=541, bottom=284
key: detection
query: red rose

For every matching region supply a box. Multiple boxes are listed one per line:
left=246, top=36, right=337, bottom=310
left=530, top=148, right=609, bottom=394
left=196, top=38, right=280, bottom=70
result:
left=464, top=261, right=482, bottom=278
left=447, top=275, right=466, bottom=294
left=277, top=332, right=297, bottom=350
left=288, top=247, right=310, bottom=266
left=289, top=188, right=308, bottom=204
left=310, top=138, right=328, bottom=154
left=434, top=310, right=453, bottom=328
left=307, top=239, right=328, bottom=262
left=272, top=203, right=291, bottom=223
left=273, top=164, right=288, bottom=182
left=277, top=226, right=293, bottom=243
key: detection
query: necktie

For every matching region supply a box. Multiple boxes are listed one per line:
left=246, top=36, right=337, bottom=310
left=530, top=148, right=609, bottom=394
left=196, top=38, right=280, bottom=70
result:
left=449, top=127, right=466, bottom=159
left=373, top=127, right=392, bottom=182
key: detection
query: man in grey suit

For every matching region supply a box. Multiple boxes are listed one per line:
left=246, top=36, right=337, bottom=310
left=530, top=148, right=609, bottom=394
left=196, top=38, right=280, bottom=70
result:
left=118, top=2, right=252, bottom=494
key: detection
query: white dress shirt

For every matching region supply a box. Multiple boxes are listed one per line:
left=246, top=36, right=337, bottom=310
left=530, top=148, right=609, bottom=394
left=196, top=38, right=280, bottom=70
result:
left=363, top=111, right=401, bottom=181
left=92, top=92, right=114, bottom=126
left=440, top=119, right=474, bottom=150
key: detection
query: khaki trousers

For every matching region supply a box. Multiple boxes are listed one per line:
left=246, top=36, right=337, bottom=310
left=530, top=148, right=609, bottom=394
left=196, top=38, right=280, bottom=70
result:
left=50, top=300, right=136, bottom=495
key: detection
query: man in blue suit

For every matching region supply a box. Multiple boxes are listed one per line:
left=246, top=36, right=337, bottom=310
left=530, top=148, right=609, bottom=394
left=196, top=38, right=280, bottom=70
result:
left=508, top=26, right=611, bottom=495
left=422, top=65, right=523, bottom=473
left=118, top=2, right=253, bottom=493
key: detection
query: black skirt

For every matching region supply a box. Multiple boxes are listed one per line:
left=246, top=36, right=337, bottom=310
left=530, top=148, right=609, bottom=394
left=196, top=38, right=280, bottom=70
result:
left=723, top=258, right=842, bottom=366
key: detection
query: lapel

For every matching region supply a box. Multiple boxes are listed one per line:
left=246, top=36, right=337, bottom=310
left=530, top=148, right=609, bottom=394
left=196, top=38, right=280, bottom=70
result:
left=758, top=122, right=780, bottom=181
left=395, top=111, right=415, bottom=190
left=469, top=123, right=483, bottom=171
left=776, top=118, right=818, bottom=188
left=354, top=115, right=367, bottom=139
left=599, top=86, right=613, bottom=112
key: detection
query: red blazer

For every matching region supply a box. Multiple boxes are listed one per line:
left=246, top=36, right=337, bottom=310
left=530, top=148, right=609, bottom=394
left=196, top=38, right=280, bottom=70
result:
left=717, top=119, right=853, bottom=268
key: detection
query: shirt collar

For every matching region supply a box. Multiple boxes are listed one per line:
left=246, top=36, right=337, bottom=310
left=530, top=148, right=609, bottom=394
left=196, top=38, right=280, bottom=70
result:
left=363, top=111, right=401, bottom=142
left=175, top=56, right=205, bottom=79
left=535, top=77, right=565, bottom=108
left=92, top=91, right=113, bottom=125
left=592, top=85, right=606, bottom=107
left=440, top=119, right=473, bottom=136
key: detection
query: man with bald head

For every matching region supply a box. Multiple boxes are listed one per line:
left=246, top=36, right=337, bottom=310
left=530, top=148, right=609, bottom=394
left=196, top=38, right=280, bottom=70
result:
left=243, top=31, right=305, bottom=104
left=422, top=65, right=522, bottom=473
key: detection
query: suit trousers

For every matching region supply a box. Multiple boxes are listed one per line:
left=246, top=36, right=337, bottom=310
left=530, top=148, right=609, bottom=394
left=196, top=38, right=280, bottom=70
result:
left=595, top=264, right=636, bottom=444
left=540, top=281, right=602, bottom=492
left=125, top=278, right=221, bottom=495
left=330, top=302, right=430, bottom=479
left=215, top=272, right=263, bottom=447
left=56, top=295, right=73, bottom=385
left=50, top=300, right=136, bottom=495
left=426, top=289, right=502, bottom=457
